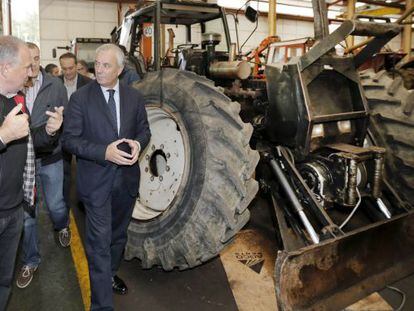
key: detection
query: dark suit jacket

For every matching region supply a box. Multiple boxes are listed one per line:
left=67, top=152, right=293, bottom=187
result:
left=61, top=81, right=151, bottom=207
left=59, top=73, right=92, bottom=91
left=31, top=68, right=68, bottom=164
left=59, top=73, right=92, bottom=163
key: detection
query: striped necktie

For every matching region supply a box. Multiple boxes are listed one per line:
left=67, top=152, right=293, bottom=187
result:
left=107, top=89, right=117, bottom=131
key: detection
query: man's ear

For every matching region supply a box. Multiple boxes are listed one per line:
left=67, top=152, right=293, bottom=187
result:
left=0, top=63, right=8, bottom=79
left=117, top=66, right=124, bottom=77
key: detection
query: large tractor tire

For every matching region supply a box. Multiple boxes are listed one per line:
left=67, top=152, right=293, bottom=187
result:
left=360, top=69, right=414, bottom=202
left=125, top=69, right=259, bottom=270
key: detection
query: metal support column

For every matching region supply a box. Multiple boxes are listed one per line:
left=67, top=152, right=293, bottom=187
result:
left=269, top=0, right=277, bottom=36
left=403, top=0, right=413, bottom=60
left=346, top=0, right=355, bottom=48
left=2, top=0, right=11, bottom=35
left=312, top=0, right=330, bottom=40
left=154, top=0, right=161, bottom=71
left=161, top=24, right=166, bottom=60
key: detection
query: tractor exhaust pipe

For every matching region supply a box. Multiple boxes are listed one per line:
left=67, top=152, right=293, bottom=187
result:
left=209, top=61, right=251, bottom=80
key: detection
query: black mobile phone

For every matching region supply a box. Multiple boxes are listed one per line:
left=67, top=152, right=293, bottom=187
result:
left=46, top=104, right=54, bottom=113
left=117, top=141, right=132, bottom=155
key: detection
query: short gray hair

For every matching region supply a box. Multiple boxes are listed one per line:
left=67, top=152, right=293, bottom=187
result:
left=26, top=42, right=39, bottom=51
left=0, top=35, right=26, bottom=65
left=96, top=44, right=125, bottom=68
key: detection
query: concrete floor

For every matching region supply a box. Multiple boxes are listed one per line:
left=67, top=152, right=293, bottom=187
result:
left=6, top=194, right=414, bottom=311
left=8, top=206, right=83, bottom=311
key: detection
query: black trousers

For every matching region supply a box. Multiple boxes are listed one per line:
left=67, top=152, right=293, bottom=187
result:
left=84, top=169, right=135, bottom=311
left=0, top=207, right=23, bottom=311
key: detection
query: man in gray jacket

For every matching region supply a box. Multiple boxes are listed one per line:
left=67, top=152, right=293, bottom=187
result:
left=16, top=42, right=70, bottom=289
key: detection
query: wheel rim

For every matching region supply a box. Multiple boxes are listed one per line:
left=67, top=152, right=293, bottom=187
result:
left=133, top=105, right=189, bottom=220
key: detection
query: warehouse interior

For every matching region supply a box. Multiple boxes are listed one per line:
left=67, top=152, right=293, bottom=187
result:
left=1, top=0, right=414, bottom=310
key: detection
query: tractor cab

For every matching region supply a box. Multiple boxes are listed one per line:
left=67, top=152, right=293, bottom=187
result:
left=114, top=1, right=250, bottom=81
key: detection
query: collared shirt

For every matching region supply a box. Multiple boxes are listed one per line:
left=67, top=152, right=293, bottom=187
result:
left=25, top=71, right=43, bottom=114
left=5, top=93, right=17, bottom=99
left=100, top=80, right=120, bottom=134
left=64, top=74, right=78, bottom=100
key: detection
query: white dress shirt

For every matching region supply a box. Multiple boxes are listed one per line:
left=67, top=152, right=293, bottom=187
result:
left=25, top=71, right=43, bottom=114
left=64, top=74, right=78, bottom=100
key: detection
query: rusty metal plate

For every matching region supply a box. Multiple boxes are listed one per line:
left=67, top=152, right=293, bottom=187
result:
left=275, top=210, right=414, bottom=311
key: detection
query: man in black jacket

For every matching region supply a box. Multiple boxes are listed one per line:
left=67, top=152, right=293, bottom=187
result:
left=15, top=42, right=70, bottom=289
left=0, top=35, right=63, bottom=311
left=59, top=52, right=92, bottom=207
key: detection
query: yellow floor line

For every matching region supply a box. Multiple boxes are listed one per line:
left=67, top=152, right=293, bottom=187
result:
left=69, top=210, right=91, bottom=311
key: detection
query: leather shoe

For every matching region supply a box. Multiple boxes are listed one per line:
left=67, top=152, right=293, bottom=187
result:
left=112, top=275, right=128, bottom=295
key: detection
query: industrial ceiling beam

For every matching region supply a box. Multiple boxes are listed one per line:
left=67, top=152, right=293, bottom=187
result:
left=396, top=3, right=414, bottom=22
left=345, top=4, right=414, bottom=55
left=357, top=7, right=402, bottom=16
left=355, top=0, right=404, bottom=9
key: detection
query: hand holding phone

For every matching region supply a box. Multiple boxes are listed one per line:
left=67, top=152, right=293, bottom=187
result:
left=117, top=141, right=132, bottom=155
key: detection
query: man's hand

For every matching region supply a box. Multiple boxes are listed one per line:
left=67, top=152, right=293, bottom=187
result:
left=105, top=139, right=136, bottom=165
left=0, top=104, right=29, bottom=144
left=45, top=106, right=64, bottom=136
left=124, top=139, right=141, bottom=165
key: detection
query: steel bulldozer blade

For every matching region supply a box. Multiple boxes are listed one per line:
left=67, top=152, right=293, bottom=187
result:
left=275, top=210, right=414, bottom=311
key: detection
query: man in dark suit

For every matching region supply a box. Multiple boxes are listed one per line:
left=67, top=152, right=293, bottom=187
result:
left=59, top=52, right=91, bottom=100
left=58, top=52, right=92, bottom=206
left=62, top=44, right=151, bottom=311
